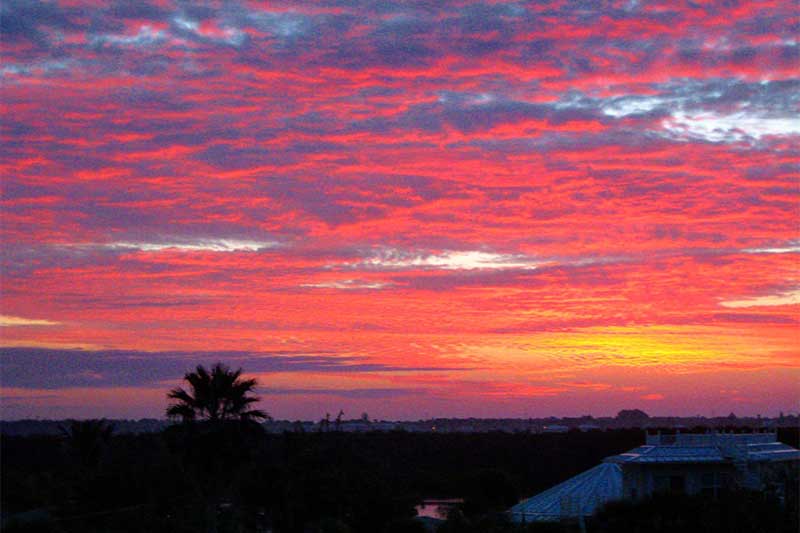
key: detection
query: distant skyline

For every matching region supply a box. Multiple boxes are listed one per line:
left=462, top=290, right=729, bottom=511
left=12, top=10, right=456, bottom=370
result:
left=1, top=1, right=798, bottom=420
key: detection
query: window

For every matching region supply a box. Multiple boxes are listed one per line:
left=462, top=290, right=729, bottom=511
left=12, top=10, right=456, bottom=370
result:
left=700, top=471, right=729, bottom=497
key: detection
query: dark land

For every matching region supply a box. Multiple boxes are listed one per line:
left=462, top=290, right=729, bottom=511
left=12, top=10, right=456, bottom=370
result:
left=2, top=421, right=798, bottom=533
left=3, top=409, right=798, bottom=436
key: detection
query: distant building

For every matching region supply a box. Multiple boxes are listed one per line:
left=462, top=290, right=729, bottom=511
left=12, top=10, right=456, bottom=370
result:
left=542, top=424, right=570, bottom=433
left=509, top=432, right=800, bottom=523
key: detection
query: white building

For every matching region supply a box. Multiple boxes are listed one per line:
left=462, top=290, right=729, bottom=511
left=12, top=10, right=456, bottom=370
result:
left=509, top=432, right=800, bottom=523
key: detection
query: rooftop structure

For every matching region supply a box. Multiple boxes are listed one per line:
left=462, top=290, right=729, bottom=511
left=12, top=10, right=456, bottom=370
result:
left=510, top=432, right=800, bottom=523
left=608, top=432, right=800, bottom=465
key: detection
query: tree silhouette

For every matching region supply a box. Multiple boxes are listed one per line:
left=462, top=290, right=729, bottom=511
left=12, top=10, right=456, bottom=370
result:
left=166, top=363, right=268, bottom=423
left=59, top=418, right=115, bottom=469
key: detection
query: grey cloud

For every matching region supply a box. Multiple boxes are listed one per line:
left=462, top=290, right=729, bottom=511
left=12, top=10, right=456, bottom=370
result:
left=744, top=162, right=799, bottom=181
left=710, top=313, right=798, bottom=325
left=108, top=1, right=170, bottom=20
left=260, top=387, right=427, bottom=399
left=0, top=0, right=83, bottom=46
left=0, top=347, right=469, bottom=390
left=59, top=296, right=216, bottom=310
left=4, top=0, right=794, bottom=80
left=348, top=95, right=608, bottom=136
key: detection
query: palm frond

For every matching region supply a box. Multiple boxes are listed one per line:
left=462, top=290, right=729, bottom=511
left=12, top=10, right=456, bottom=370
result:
left=167, top=363, right=267, bottom=422
left=167, top=387, right=194, bottom=403
left=166, top=403, right=196, bottom=421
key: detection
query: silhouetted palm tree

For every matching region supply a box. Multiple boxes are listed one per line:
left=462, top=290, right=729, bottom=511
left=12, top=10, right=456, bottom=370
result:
left=165, top=364, right=268, bottom=533
left=166, top=363, right=268, bottom=422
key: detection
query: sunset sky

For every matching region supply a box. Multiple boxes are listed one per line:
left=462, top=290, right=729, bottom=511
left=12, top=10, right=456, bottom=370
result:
left=1, top=0, right=798, bottom=420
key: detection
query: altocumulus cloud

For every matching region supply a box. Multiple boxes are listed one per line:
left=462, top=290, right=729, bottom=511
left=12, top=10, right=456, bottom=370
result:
left=1, top=0, right=798, bottom=418
left=341, top=249, right=542, bottom=271
left=106, top=238, right=280, bottom=253
left=720, top=289, right=800, bottom=309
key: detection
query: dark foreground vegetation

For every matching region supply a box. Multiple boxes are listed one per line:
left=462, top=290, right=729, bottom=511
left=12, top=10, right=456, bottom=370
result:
left=2, top=425, right=797, bottom=533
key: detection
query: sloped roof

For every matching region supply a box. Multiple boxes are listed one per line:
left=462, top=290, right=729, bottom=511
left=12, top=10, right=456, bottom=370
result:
left=508, top=463, right=623, bottom=522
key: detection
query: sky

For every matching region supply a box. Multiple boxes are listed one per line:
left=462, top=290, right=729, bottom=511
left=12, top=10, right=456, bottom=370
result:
left=1, top=0, right=798, bottom=420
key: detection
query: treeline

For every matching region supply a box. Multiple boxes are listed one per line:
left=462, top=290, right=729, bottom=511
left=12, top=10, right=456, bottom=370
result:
left=2, top=426, right=797, bottom=532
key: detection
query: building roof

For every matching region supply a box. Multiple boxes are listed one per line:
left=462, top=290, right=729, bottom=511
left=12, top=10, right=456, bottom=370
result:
left=745, top=441, right=800, bottom=462
left=608, top=444, right=725, bottom=464
left=606, top=432, right=800, bottom=465
left=509, top=463, right=623, bottom=522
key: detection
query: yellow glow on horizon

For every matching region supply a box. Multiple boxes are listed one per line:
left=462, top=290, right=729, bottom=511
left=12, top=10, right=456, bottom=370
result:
left=456, top=325, right=798, bottom=374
